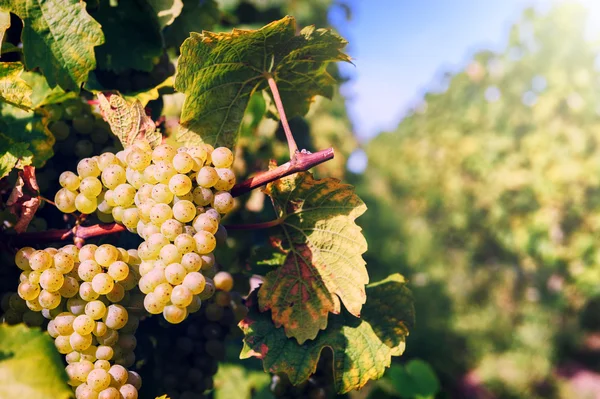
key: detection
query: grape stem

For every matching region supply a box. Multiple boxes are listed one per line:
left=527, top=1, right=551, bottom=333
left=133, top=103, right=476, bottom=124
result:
left=266, top=74, right=298, bottom=158
left=10, top=147, right=334, bottom=245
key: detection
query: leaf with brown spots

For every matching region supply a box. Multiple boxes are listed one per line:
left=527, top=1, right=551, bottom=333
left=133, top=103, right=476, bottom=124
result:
left=258, top=171, right=368, bottom=344
left=240, top=274, right=415, bottom=394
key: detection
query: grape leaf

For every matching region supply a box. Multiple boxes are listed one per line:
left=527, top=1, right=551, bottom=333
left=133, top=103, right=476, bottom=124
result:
left=387, top=360, right=440, bottom=399
left=163, top=0, right=219, bottom=49
left=90, top=0, right=163, bottom=73
left=0, top=11, right=10, bottom=54
left=174, top=15, right=349, bottom=148
left=97, top=93, right=162, bottom=149
left=148, top=0, right=183, bottom=28
left=240, top=274, right=414, bottom=394
left=0, top=103, right=54, bottom=168
left=0, top=324, right=71, bottom=399
left=257, top=171, right=368, bottom=344
left=0, top=62, right=32, bottom=109
left=0, top=134, right=31, bottom=179
left=21, top=71, right=77, bottom=108
left=0, top=0, right=104, bottom=91
left=213, top=363, right=271, bottom=399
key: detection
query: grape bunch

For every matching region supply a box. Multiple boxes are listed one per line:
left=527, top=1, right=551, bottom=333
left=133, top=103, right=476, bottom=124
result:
left=0, top=291, right=46, bottom=327
left=133, top=280, right=247, bottom=399
left=54, top=141, right=236, bottom=324
left=14, top=244, right=144, bottom=399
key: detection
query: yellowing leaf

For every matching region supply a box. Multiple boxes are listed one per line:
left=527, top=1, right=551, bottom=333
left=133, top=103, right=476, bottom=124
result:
left=174, top=16, right=349, bottom=148
left=0, top=11, right=10, bottom=53
left=97, top=93, right=162, bottom=149
left=258, top=171, right=367, bottom=344
left=0, top=324, right=72, bottom=399
left=0, top=133, right=32, bottom=179
left=0, top=62, right=32, bottom=110
left=20, top=71, right=77, bottom=108
left=241, top=274, right=414, bottom=394
left=1, top=0, right=104, bottom=91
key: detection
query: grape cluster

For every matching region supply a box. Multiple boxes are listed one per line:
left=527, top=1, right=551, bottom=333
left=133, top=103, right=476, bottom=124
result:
left=54, top=142, right=236, bottom=324
left=14, top=244, right=144, bottom=399
left=0, top=291, right=46, bottom=327
left=133, top=282, right=247, bottom=399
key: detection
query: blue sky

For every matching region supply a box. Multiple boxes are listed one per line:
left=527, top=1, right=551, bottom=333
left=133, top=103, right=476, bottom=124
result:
left=328, top=0, right=551, bottom=142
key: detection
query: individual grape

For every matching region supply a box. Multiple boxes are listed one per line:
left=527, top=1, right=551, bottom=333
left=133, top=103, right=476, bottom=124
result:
left=171, top=285, right=193, bottom=307
left=212, top=191, right=234, bottom=214
left=40, top=268, right=65, bottom=292
left=196, top=166, right=219, bottom=188
left=95, top=359, right=111, bottom=371
left=142, top=164, right=159, bottom=184
left=79, top=260, right=102, bottom=282
left=126, top=168, right=145, bottom=189
left=38, top=289, right=62, bottom=309
left=153, top=283, right=173, bottom=304
left=87, top=368, right=111, bottom=392
left=119, top=384, right=138, bottom=399
left=73, top=360, right=95, bottom=382
left=111, top=206, right=125, bottom=223
left=214, top=167, right=236, bottom=191
left=55, top=187, right=78, bottom=213
left=70, top=331, right=93, bottom=351
left=79, top=245, right=98, bottom=262
left=75, top=193, right=98, bottom=214
left=151, top=183, right=174, bottom=204
left=17, top=281, right=40, bottom=301
left=85, top=300, right=107, bottom=320
left=168, top=174, right=192, bottom=196
left=95, top=245, right=119, bottom=267
left=214, top=291, right=231, bottom=307
left=181, top=252, right=202, bottom=273
left=101, top=164, right=126, bottom=189
left=118, top=334, right=137, bottom=352
left=160, top=219, right=183, bottom=241
left=66, top=351, right=81, bottom=364
left=92, top=273, right=115, bottom=295
left=59, top=171, right=81, bottom=191
left=154, top=161, right=177, bottom=183
left=109, top=364, right=129, bottom=386
left=187, top=145, right=208, bottom=165
left=192, top=213, right=219, bottom=234
left=152, top=144, right=177, bottom=163
left=22, top=310, right=44, bottom=326
left=193, top=231, right=216, bottom=254
left=72, top=115, right=94, bottom=134
left=172, top=200, right=196, bottom=223
left=26, top=299, right=44, bottom=312
left=163, top=304, right=187, bottom=324
left=50, top=120, right=71, bottom=141
left=96, top=328, right=119, bottom=347
left=79, top=282, right=100, bottom=302
left=54, top=252, right=75, bottom=273
left=67, top=297, right=87, bottom=315
left=172, top=152, right=194, bottom=173
left=95, top=345, right=114, bottom=361
left=105, top=283, right=125, bottom=303
left=15, top=247, right=34, bottom=270
left=198, top=278, right=215, bottom=300
left=143, top=292, right=164, bottom=314
left=79, top=177, right=103, bottom=198
left=215, top=224, right=228, bottom=245
left=182, top=272, right=206, bottom=295
left=92, top=321, right=108, bottom=338
left=54, top=314, right=76, bottom=336
left=103, top=190, right=117, bottom=207
left=113, top=184, right=136, bottom=207
left=159, top=245, right=181, bottom=265
left=56, top=335, right=75, bottom=354
left=59, top=276, right=80, bottom=298
left=126, top=147, right=152, bottom=170
left=77, top=158, right=101, bottom=178
left=121, top=208, right=139, bottom=229
left=150, top=203, right=173, bottom=225
left=174, top=234, right=196, bottom=253
left=108, top=261, right=129, bottom=281
left=97, top=152, right=118, bottom=171
left=192, top=186, right=214, bottom=206
left=103, top=304, right=128, bottom=330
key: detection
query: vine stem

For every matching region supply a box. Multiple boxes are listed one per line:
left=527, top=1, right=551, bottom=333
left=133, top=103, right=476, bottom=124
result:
left=266, top=74, right=298, bottom=158
left=11, top=148, right=334, bottom=245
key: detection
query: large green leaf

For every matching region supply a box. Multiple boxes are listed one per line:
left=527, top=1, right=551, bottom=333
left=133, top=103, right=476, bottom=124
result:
left=20, top=71, right=77, bottom=108
left=0, top=133, right=32, bottom=179
left=241, top=274, right=414, bottom=394
left=90, top=0, right=163, bottom=72
left=213, top=363, right=272, bottom=399
left=174, top=15, right=349, bottom=148
left=257, top=171, right=368, bottom=344
left=386, top=360, right=440, bottom=399
left=0, top=0, right=104, bottom=91
left=0, top=62, right=32, bottom=109
left=0, top=324, right=71, bottom=399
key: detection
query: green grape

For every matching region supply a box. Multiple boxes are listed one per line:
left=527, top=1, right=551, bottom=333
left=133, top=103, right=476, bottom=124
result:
left=50, top=120, right=71, bottom=141
left=73, top=359, right=95, bottom=382
left=39, top=268, right=65, bottom=292
left=55, top=335, right=74, bottom=354
left=168, top=174, right=193, bottom=196
left=77, top=158, right=101, bottom=178
left=72, top=115, right=94, bottom=134
left=66, top=351, right=81, bottom=364
left=154, top=161, right=177, bottom=183
left=150, top=203, right=173, bottom=225
left=78, top=260, right=102, bottom=281
left=91, top=273, right=115, bottom=295
left=119, top=384, right=138, bottom=399
left=15, top=247, right=34, bottom=270
left=159, top=244, right=181, bottom=264
left=92, top=321, right=108, bottom=337
left=165, top=263, right=186, bottom=285
left=117, top=334, right=137, bottom=352
left=96, top=345, right=114, bottom=361
left=54, top=252, right=75, bottom=273
left=95, top=244, right=119, bottom=267
left=125, top=168, right=144, bottom=189
left=160, top=219, right=183, bottom=241
left=211, top=147, right=234, bottom=168
left=204, top=208, right=221, bottom=222
left=152, top=144, right=177, bottom=163
left=103, top=190, right=117, bottom=207
left=17, top=281, right=40, bottom=301
left=59, top=276, right=80, bottom=298
left=126, top=148, right=152, bottom=170
left=73, top=314, right=96, bottom=335
left=182, top=272, right=206, bottom=295
left=172, top=200, right=196, bottom=223
left=105, top=283, right=125, bottom=303
left=79, top=282, right=100, bottom=301
left=187, top=145, right=208, bottom=165
left=66, top=297, right=87, bottom=315
left=171, top=285, right=193, bottom=307
left=196, top=166, right=219, bottom=188
left=85, top=300, right=107, bottom=320
left=70, top=331, right=93, bottom=351
left=142, top=164, right=159, bottom=184
left=79, top=244, right=98, bottom=262
left=136, top=183, right=153, bottom=203
left=94, top=359, right=111, bottom=371
left=27, top=271, right=41, bottom=284
left=214, top=291, right=231, bottom=307
left=108, top=261, right=129, bottom=281
left=163, top=304, right=187, bottom=324
left=214, top=167, right=236, bottom=191
left=59, top=171, right=81, bottom=191
left=138, top=261, right=154, bottom=276
left=30, top=250, right=52, bottom=271
left=147, top=232, right=169, bottom=249
left=97, top=152, right=118, bottom=171
left=143, top=292, right=164, bottom=314
left=109, top=365, right=129, bottom=386
left=111, top=206, right=125, bottom=223
left=138, top=201, right=155, bottom=223
left=137, top=242, right=157, bottom=261
left=172, top=152, right=194, bottom=173
left=192, top=213, right=219, bottom=234
left=55, top=188, right=78, bottom=213
left=174, top=233, right=196, bottom=253
left=87, top=368, right=111, bottom=392
left=187, top=296, right=202, bottom=313
left=96, top=328, right=119, bottom=346
left=79, top=177, right=103, bottom=198
left=75, top=193, right=98, bottom=214
left=103, top=304, right=128, bottom=330
left=181, top=252, right=202, bottom=273
left=26, top=298, right=44, bottom=312
left=153, top=282, right=172, bottom=304
left=113, top=184, right=136, bottom=207
left=193, top=231, right=216, bottom=254
left=151, top=183, right=174, bottom=204
left=198, top=278, right=215, bottom=300
left=215, top=224, right=228, bottom=244
left=101, top=164, right=126, bottom=189
left=212, top=191, right=234, bottom=214
left=91, top=128, right=109, bottom=144
left=173, top=192, right=194, bottom=204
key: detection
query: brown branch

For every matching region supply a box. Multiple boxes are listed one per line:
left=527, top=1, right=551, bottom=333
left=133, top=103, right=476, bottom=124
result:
left=266, top=74, right=298, bottom=158
left=11, top=148, right=334, bottom=245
